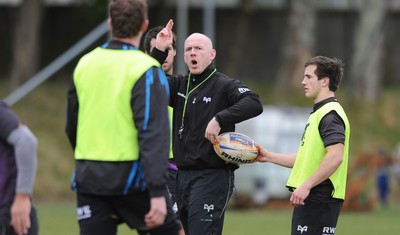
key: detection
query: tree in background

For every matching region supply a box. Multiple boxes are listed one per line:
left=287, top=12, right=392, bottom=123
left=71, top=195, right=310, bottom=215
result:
left=276, top=0, right=315, bottom=93
left=225, top=0, right=254, bottom=76
left=349, top=0, right=386, bottom=102
left=9, top=0, right=43, bottom=90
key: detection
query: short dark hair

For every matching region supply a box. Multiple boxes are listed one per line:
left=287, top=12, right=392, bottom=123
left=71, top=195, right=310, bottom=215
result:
left=305, top=56, right=344, bottom=92
left=143, top=26, right=176, bottom=54
left=109, top=0, right=147, bottom=38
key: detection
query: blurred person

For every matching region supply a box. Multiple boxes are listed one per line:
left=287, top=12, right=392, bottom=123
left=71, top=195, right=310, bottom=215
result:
left=376, top=149, right=392, bottom=208
left=0, top=101, right=38, bottom=235
left=144, top=25, right=176, bottom=76
left=255, top=56, right=350, bottom=235
left=376, top=164, right=390, bottom=208
left=144, top=26, right=184, bottom=235
left=65, top=1, right=179, bottom=234
left=393, top=144, right=400, bottom=184
left=152, top=21, right=263, bottom=235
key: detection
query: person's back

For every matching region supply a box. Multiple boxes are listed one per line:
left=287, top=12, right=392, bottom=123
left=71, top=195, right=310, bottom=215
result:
left=73, top=48, right=160, bottom=166
left=65, top=1, right=179, bottom=234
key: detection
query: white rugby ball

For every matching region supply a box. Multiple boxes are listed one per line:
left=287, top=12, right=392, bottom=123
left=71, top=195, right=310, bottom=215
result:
left=213, top=132, right=258, bottom=164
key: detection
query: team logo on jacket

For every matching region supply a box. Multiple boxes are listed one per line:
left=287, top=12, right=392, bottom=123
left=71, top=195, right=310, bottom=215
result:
left=203, top=97, right=212, bottom=103
left=238, top=87, right=250, bottom=93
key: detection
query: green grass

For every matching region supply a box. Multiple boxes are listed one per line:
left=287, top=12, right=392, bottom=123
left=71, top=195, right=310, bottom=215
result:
left=35, top=201, right=400, bottom=235
left=2, top=80, right=400, bottom=234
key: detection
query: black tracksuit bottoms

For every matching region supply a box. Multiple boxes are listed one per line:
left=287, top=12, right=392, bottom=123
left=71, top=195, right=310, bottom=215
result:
left=176, top=168, right=235, bottom=235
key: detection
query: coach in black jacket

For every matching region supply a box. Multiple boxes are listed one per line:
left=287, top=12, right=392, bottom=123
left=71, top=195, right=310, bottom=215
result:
left=153, top=21, right=263, bottom=235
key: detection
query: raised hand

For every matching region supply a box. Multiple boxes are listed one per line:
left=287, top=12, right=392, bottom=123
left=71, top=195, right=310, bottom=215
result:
left=156, top=19, right=174, bottom=51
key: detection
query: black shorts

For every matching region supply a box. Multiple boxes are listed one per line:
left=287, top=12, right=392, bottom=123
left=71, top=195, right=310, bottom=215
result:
left=0, top=206, right=38, bottom=235
left=77, top=191, right=180, bottom=235
left=291, top=199, right=343, bottom=235
left=176, top=168, right=235, bottom=235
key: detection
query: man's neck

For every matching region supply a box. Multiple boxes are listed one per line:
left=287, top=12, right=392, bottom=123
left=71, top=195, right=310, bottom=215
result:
left=314, top=91, right=335, bottom=104
left=113, top=36, right=141, bottom=49
left=166, top=69, right=173, bottom=76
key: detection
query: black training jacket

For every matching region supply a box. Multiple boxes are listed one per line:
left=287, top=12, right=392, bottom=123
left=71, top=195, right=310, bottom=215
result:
left=170, top=69, right=263, bottom=171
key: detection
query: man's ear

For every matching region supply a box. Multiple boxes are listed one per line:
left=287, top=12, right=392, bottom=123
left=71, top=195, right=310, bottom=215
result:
left=210, top=49, right=216, bottom=62
left=141, top=19, right=149, bottom=33
left=322, top=77, right=330, bottom=87
left=108, top=18, right=112, bottom=30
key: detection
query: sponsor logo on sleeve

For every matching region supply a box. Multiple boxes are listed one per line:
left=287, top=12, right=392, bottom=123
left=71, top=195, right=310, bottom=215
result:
left=238, top=87, right=251, bottom=93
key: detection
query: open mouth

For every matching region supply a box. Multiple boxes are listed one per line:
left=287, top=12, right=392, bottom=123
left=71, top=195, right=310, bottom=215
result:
left=191, top=60, right=198, bottom=66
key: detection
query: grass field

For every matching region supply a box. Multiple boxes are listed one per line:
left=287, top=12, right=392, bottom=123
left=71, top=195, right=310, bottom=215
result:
left=36, top=200, right=400, bottom=235
left=2, top=81, right=400, bottom=234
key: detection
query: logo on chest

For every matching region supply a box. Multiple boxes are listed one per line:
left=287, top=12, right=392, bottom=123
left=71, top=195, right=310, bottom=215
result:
left=202, top=97, right=212, bottom=103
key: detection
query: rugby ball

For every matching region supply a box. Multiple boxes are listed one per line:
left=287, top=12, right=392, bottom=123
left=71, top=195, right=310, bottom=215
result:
left=213, top=132, right=258, bottom=164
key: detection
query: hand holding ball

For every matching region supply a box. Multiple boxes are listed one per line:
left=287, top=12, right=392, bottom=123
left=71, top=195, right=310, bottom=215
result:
left=213, top=132, right=258, bottom=164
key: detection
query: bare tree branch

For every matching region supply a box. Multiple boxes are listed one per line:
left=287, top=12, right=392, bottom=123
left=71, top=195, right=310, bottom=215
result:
left=10, top=0, right=43, bottom=90
left=276, top=0, right=316, bottom=93
left=349, top=0, right=386, bottom=102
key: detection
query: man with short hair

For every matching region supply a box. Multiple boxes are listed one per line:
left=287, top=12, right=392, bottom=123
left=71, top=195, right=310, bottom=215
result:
left=153, top=21, right=263, bottom=235
left=255, top=56, right=350, bottom=235
left=65, top=1, right=180, bottom=234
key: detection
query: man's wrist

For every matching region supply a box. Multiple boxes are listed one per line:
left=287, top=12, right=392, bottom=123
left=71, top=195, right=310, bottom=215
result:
left=150, top=48, right=168, bottom=65
left=14, top=193, right=31, bottom=200
left=214, top=115, right=222, bottom=126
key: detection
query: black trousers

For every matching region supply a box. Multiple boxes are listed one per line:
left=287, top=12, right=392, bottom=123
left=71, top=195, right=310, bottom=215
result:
left=167, top=168, right=179, bottom=216
left=176, top=168, right=234, bottom=235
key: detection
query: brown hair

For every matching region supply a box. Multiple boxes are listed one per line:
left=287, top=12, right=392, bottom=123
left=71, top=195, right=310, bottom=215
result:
left=109, top=0, right=147, bottom=38
left=305, top=56, right=344, bottom=92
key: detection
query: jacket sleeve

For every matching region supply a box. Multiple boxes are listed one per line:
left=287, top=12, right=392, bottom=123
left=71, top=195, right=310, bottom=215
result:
left=167, top=74, right=185, bottom=108
left=215, top=79, right=263, bottom=126
left=65, top=80, right=79, bottom=149
left=7, top=125, right=38, bottom=195
left=0, top=101, right=19, bottom=139
left=150, top=47, right=168, bottom=66
left=131, top=66, right=170, bottom=198
left=0, top=102, right=37, bottom=195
